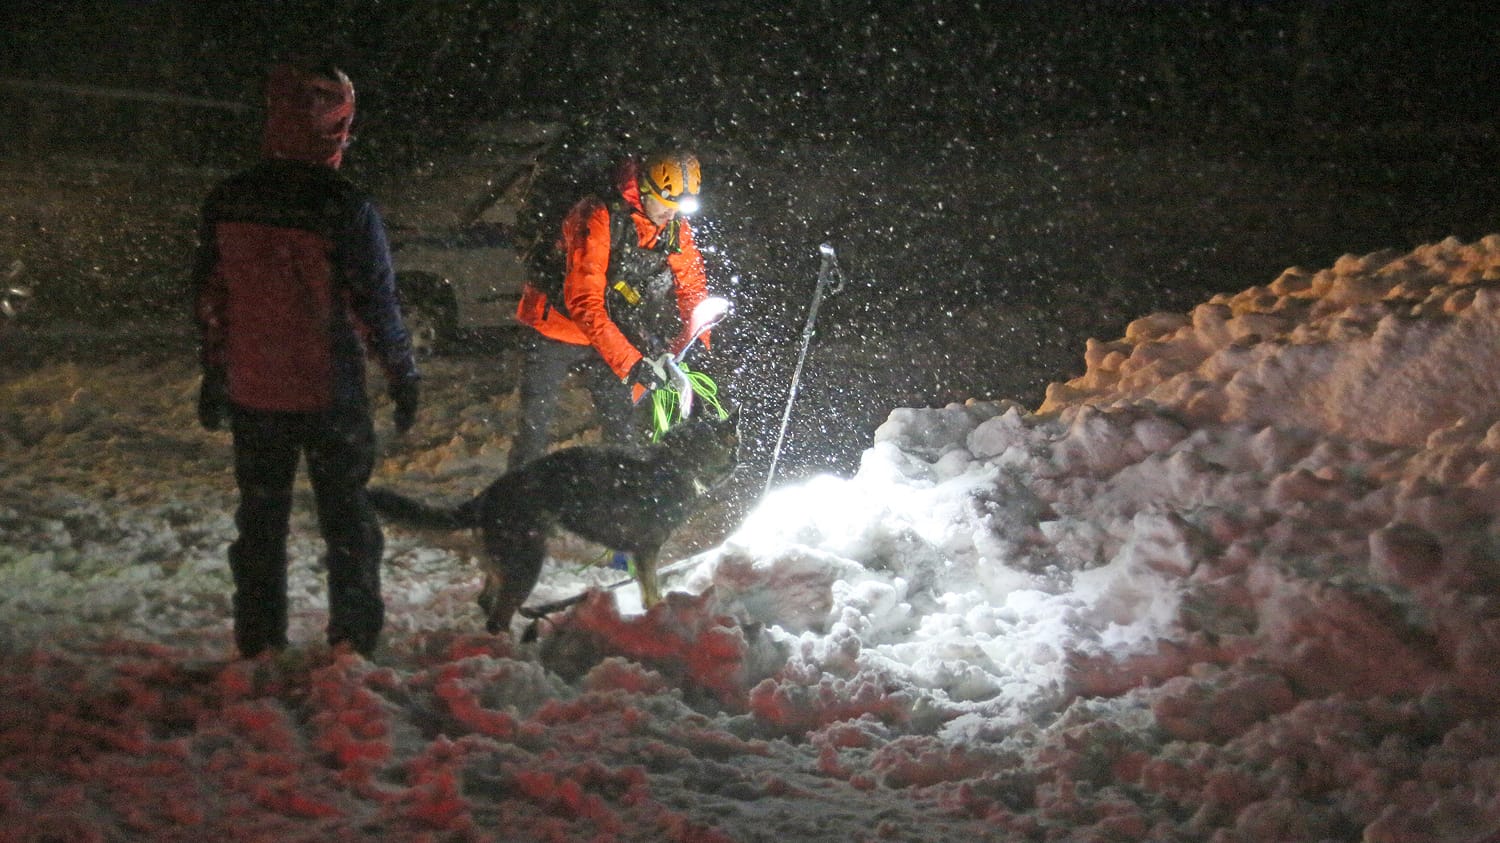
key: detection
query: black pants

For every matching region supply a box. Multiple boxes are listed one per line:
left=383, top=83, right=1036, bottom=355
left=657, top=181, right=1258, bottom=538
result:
left=511, top=332, right=646, bottom=467
left=228, top=404, right=383, bottom=657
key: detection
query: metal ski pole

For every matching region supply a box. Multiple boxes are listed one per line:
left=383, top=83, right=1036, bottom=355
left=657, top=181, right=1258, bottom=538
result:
left=763, top=243, right=845, bottom=497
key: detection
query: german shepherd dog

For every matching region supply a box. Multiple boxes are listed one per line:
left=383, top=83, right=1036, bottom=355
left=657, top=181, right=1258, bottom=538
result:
left=369, top=412, right=739, bottom=634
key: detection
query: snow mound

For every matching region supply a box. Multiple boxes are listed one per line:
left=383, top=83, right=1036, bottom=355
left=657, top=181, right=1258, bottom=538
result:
left=1042, top=233, right=1500, bottom=445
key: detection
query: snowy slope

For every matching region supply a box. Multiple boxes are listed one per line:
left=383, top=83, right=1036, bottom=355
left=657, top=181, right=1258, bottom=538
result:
left=3, top=237, right=1500, bottom=841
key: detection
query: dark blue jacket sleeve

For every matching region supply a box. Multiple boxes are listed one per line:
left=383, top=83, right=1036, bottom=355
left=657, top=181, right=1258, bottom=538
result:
left=339, top=199, right=419, bottom=386
left=190, top=211, right=225, bottom=372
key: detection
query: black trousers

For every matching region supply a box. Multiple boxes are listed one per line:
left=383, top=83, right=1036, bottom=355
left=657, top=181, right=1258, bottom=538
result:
left=227, top=404, right=383, bottom=657
left=511, top=332, right=646, bottom=467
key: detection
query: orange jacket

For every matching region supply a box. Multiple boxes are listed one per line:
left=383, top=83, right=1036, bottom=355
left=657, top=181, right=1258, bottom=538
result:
left=516, top=172, right=709, bottom=380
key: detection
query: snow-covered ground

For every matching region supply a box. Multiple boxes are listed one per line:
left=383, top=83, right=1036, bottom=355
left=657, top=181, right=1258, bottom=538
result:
left=4, top=235, right=1500, bottom=841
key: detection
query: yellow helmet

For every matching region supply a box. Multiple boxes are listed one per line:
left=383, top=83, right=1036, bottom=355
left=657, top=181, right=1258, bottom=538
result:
left=639, top=151, right=701, bottom=213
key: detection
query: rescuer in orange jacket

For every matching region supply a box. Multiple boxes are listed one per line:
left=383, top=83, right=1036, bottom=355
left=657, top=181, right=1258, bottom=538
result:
left=511, top=149, right=710, bottom=465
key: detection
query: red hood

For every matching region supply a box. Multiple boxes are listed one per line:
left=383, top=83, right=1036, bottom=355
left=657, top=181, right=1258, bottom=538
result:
left=261, top=65, right=355, bottom=169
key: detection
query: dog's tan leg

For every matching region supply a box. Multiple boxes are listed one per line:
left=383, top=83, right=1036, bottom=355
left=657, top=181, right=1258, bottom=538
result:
left=477, top=570, right=504, bottom=628
left=636, top=552, right=662, bottom=608
left=482, top=531, right=547, bottom=635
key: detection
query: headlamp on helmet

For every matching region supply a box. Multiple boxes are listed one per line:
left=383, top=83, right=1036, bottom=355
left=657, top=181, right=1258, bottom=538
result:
left=639, top=152, right=701, bottom=215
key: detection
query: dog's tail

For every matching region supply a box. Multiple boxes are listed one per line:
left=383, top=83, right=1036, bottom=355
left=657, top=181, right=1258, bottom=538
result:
left=368, top=487, right=482, bottom=531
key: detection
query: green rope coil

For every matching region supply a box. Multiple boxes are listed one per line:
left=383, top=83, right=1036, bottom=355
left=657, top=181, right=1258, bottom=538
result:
left=649, top=363, right=728, bottom=440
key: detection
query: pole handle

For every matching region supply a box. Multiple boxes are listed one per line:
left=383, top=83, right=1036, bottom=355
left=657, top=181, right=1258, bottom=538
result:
left=817, top=243, right=846, bottom=296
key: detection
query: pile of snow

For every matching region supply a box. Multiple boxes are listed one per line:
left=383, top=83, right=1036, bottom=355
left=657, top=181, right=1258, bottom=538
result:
left=1041, top=236, right=1500, bottom=445
left=3, top=236, right=1499, bottom=840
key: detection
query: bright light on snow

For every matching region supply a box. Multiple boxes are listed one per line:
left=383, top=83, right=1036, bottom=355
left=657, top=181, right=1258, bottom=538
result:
left=699, top=400, right=1187, bottom=736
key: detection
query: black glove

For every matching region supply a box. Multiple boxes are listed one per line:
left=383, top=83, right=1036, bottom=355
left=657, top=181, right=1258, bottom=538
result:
left=197, top=367, right=229, bottom=431
left=628, top=357, right=667, bottom=392
left=389, top=377, right=420, bottom=434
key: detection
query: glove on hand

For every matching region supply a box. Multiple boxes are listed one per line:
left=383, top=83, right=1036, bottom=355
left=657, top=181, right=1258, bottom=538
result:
left=389, top=377, right=420, bottom=434
left=628, top=357, right=667, bottom=392
left=197, top=367, right=229, bottom=431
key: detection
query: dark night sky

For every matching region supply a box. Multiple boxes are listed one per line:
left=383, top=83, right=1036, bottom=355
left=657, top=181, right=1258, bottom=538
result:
left=3, top=1, right=1496, bottom=146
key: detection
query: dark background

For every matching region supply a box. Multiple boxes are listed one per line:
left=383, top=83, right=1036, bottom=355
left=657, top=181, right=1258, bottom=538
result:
left=3, top=0, right=1499, bottom=481
left=5, top=1, right=1498, bottom=144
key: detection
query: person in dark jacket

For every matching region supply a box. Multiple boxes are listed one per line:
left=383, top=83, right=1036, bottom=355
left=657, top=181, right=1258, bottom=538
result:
left=193, top=63, right=420, bottom=658
left=510, top=149, right=711, bottom=466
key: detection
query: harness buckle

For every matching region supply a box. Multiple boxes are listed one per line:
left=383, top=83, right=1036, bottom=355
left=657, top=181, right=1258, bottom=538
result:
left=611, top=280, right=642, bottom=305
